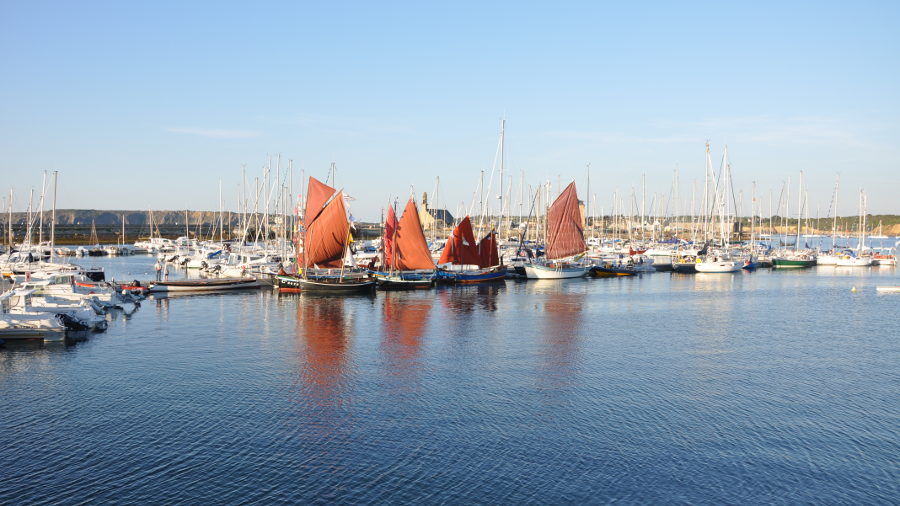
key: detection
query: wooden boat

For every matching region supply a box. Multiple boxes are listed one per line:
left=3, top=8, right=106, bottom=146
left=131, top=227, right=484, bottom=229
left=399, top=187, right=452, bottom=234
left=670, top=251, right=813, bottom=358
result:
left=589, top=263, right=636, bottom=277
left=524, top=181, right=589, bottom=279
left=377, top=198, right=436, bottom=290
left=147, top=277, right=262, bottom=293
left=276, top=177, right=375, bottom=294
left=274, top=274, right=374, bottom=293
left=435, top=217, right=507, bottom=284
left=374, top=271, right=434, bottom=289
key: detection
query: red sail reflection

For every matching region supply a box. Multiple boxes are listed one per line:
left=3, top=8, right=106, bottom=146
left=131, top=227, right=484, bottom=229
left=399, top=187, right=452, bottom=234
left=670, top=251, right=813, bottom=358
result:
left=382, top=293, right=432, bottom=379
left=296, top=296, right=350, bottom=406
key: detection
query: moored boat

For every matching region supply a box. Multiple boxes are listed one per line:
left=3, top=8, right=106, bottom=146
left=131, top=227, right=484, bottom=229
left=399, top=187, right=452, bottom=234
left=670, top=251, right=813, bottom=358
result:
left=524, top=181, right=589, bottom=280
left=148, top=277, right=262, bottom=293
left=377, top=197, right=437, bottom=289
left=274, top=274, right=375, bottom=293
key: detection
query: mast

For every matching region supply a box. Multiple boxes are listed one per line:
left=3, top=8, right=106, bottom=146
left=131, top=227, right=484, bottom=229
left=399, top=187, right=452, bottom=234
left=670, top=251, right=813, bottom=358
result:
left=39, top=171, right=46, bottom=246
left=498, top=118, right=505, bottom=238
left=50, top=171, right=58, bottom=261
left=7, top=189, right=12, bottom=248
left=796, top=171, right=803, bottom=250
left=831, top=175, right=839, bottom=250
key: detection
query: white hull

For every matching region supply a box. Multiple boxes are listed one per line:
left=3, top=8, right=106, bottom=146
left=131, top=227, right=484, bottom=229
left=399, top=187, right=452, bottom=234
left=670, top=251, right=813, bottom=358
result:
left=875, top=286, right=900, bottom=293
left=835, top=257, right=873, bottom=267
left=695, top=260, right=742, bottom=273
left=816, top=254, right=839, bottom=265
left=523, top=264, right=588, bottom=279
left=148, top=278, right=263, bottom=293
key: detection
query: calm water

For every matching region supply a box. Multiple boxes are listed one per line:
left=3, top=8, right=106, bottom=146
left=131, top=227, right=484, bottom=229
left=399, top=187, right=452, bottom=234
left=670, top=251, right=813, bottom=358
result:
left=2, top=256, right=898, bottom=504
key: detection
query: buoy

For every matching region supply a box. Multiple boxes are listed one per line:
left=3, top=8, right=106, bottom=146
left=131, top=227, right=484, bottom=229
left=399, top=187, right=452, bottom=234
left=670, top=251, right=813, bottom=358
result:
left=851, top=286, right=857, bottom=292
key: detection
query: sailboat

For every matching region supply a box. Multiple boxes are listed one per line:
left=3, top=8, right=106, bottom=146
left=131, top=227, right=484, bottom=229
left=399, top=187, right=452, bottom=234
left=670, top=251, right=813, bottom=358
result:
left=835, top=189, right=873, bottom=267
left=274, top=177, right=375, bottom=293
left=772, top=171, right=817, bottom=268
left=695, top=146, right=744, bottom=273
left=524, top=182, right=589, bottom=279
left=375, top=198, right=436, bottom=289
left=435, top=216, right=507, bottom=283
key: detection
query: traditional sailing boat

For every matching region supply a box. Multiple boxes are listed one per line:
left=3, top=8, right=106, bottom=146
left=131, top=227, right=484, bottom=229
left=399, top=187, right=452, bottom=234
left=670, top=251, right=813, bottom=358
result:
left=375, top=198, right=435, bottom=289
left=435, top=216, right=507, bottom=283
left=523, top=182, right=589, bottom=279
left=274, top=177, right=375, bottom=293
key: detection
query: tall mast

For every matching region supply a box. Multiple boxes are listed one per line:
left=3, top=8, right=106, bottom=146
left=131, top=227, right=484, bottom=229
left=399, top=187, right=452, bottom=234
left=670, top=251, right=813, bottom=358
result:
left=796, top=171, right=803, bottom=250
left=7, top=190, right=12, bottom=248
left=498, top=118, right=505, bottom=237
left=39, top=171, right=47, bottom=246
left=586, top=162, right=591, bottom=239
left=831, top=175, right=839, bottom=250
left=219, top=180, right=224, bottom=244
left=50, top=171, right=58, bottom=261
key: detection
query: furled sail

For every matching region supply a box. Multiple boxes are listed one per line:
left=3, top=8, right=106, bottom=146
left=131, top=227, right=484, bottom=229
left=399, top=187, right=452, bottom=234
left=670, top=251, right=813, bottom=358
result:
left=546, top=182, right=585, bottom=260
left=383, top=205, right=399, bottom=268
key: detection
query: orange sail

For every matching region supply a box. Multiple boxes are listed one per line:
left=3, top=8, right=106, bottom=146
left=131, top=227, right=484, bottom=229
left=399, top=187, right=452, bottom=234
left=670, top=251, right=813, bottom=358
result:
left=305, top=177, right=337, bottom=230
left=546, top=182, right=585, bottom=260
left=477, top=230, right=500, bottom=268
left=383, top=205, right=399, bottom=268
left=303, top=191, right=349, bottom=268
left=438, top=216, right=480, bottom=266
left=392, top=198, right=435, bottom=271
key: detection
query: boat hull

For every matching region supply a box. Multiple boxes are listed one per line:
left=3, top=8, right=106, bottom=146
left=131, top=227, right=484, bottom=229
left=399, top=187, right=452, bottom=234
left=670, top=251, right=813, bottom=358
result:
left=374, top=272, right=434, bottom=290
left=671, top=262, right=697, bottom=274
left=274, top=275, right=375, bottom=294
left=148, top=278, right=262, bottom=292
left=436, top=267, right=507, bottom=284
left=772, top=258, right=817, bottom=268
left=695, top=261, right=742, bottom=273
left=523, top=264, right=588, bottom=279
left=589, top=266, right=636, bottom=277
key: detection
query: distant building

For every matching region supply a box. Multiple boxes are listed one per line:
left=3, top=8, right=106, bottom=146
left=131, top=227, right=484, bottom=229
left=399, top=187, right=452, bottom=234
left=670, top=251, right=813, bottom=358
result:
left=419, top=192, right=454, bottom=229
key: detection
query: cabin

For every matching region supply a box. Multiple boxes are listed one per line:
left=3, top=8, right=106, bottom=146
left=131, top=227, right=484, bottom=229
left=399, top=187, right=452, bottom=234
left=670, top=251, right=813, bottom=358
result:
left=419, top=192, right=454, bottom=229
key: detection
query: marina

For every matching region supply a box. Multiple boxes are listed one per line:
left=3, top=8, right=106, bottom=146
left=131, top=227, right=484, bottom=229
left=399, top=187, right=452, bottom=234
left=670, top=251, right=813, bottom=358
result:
left=4, top=2, right=899, bottom=503
left=1, top=254, right=898, bottom=504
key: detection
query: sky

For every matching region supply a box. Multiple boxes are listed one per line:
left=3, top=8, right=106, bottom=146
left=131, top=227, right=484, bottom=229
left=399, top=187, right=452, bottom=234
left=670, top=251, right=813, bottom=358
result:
left=1, top=1, right=898, bottom=220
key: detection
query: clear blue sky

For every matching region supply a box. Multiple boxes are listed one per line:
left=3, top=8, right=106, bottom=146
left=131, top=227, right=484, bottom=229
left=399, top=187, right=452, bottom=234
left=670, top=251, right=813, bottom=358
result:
left=1, top=1, right=898, bottom=220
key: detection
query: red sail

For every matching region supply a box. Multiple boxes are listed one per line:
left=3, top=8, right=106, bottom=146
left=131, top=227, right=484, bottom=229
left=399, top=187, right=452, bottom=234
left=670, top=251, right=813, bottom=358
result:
left=303, top=191, right=349, bottom=268
left=546, top=182, right=585, bottom=260
left=438, top=216, right=480, bottom=266
left=393, top=198, right=435, bottom=271
left=383, top=205, right=398, bottom=268
left=477, top=230, right=500, bottom=268
left=305, top=177, right=337, bottom=230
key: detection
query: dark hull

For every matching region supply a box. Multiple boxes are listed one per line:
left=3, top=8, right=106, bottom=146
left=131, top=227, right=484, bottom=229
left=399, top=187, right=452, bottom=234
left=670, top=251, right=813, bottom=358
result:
left=374, top=275, right=433, bottom=290
left=590, top=266, right=636, bottom=277
left=436, top=267, right=507, bottom=284
left=274, top=275, right=376, bottom=294
left=672, top=262, right=697, bottom=274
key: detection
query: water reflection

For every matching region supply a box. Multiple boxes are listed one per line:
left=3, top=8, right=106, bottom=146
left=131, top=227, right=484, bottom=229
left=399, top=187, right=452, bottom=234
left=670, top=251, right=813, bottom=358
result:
left=381, top=293, right=433, bottom=384
left=294, top=296, right=352, bottom=407
left=537, top=287, right=584, bottom=392
left=436, top=283, right=504, bottom=315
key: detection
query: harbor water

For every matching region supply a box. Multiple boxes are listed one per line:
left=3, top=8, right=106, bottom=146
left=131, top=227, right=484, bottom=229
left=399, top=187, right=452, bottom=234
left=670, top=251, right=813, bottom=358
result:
left=2, top=256, right=898, bottom=504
